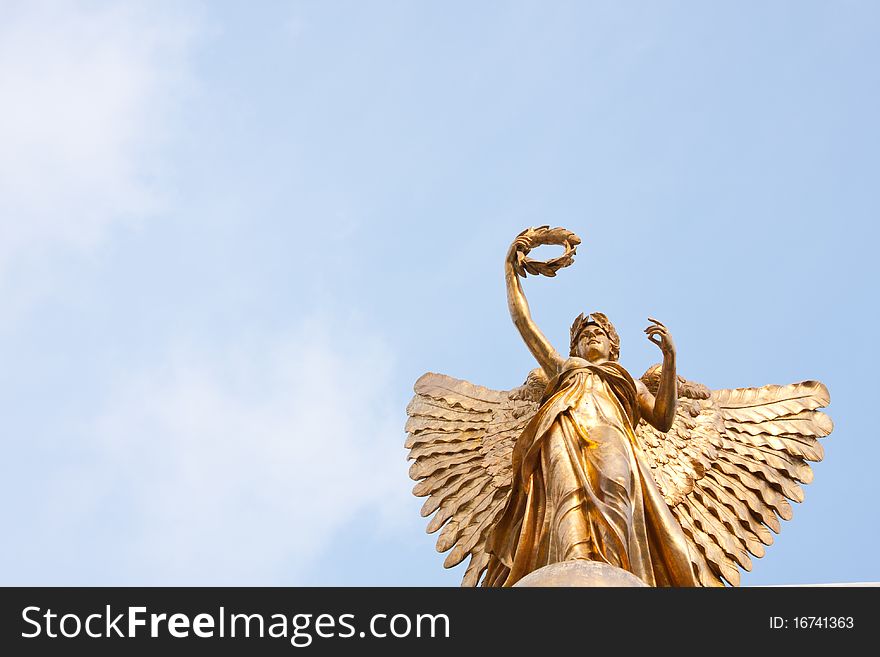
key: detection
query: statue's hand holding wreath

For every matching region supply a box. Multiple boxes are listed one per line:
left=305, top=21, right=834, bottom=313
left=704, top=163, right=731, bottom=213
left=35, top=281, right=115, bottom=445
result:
left=506, top=226, right=582, bottom=278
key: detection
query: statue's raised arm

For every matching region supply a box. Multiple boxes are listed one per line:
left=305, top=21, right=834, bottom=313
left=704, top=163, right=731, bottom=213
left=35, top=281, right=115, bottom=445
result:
left=505, top=226, right=581, bottom=379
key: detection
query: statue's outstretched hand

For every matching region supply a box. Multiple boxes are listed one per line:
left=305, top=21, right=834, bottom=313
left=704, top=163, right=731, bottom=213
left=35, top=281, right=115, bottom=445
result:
left=645, top=318, right=676, bottom=358
left=506, top=230, right=534, bottom=266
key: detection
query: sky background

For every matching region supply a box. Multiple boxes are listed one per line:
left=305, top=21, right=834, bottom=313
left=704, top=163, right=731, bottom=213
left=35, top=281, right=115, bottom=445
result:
left=1, top=0, right=877, bottom=586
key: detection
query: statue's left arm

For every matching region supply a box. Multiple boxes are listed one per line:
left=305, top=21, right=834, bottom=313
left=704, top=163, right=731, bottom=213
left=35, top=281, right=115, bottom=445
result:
left=637, top=318, right=677, bottom=431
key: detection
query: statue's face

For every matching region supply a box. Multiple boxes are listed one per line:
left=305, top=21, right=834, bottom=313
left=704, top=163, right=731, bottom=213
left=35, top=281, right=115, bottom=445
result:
left=577, top=324, right=611, bottom=362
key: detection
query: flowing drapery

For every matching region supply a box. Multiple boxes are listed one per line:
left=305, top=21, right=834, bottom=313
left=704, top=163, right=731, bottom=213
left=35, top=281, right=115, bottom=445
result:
left=484, top=357, right=698, bottom=587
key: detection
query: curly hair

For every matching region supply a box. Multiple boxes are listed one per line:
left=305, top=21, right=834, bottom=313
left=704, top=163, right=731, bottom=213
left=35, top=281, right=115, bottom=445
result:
left=569, top=312, right=620, bottom=361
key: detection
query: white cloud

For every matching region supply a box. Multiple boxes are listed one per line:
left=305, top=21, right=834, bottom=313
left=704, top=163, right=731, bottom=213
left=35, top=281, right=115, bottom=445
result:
left=0, top=1, right=197, bottom=302
left=0, top=2, right=416, bottom=586
left=49, top=316, right=408, bottom=584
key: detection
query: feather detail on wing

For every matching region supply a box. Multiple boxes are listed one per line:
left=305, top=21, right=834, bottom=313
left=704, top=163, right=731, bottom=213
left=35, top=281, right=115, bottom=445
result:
left=635, top=365, right=832, bottom=587
left=405, top=368, right=547, bottom=586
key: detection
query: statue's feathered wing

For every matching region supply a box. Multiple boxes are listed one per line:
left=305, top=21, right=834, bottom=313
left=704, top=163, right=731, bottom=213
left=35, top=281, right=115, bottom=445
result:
left=405, top=369, right=546, bottom=586
left=636, top=365, right=833, bottom=586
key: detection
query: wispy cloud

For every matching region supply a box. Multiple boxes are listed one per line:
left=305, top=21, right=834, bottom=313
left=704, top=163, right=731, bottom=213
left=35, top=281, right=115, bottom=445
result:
left=14, top=316, right=406, bottom=585
left=0, top=3, right=416, bottom=586
left=0, top=1, right=197, bottom=310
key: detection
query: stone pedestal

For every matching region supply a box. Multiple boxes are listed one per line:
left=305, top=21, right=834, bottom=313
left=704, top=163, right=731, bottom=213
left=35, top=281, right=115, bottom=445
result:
left=513, top=561, right=648, bottom=587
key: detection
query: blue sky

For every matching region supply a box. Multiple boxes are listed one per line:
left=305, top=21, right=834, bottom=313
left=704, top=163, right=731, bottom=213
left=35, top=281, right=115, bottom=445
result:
left=1, top=0, right=877, bottom=586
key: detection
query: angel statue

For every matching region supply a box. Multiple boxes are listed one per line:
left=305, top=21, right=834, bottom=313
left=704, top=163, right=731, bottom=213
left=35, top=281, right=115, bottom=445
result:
left=405, top=226, right=833, bottom=587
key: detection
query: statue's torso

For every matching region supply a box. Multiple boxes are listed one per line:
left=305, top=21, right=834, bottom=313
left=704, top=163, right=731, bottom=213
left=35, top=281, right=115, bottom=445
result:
left=547, top=357, right=636, bottom=434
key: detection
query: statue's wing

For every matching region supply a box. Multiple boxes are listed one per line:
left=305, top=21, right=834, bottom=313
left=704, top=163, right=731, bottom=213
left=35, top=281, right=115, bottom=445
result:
left=406, top=368, right=546, bottom=586
left=635, top=365, right=832, bottom=586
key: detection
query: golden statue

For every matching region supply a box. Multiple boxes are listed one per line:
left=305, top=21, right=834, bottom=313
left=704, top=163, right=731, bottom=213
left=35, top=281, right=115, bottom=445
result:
left=405, top=227, right=833, bottom=587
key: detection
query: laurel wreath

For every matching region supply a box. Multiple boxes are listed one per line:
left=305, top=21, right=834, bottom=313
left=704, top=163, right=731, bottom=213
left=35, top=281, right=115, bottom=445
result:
left=511, top=226, right=582, bottom=278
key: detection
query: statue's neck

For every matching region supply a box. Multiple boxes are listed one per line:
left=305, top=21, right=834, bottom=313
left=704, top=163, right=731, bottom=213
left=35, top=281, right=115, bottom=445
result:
left=570, top=355, right=609, bottom=367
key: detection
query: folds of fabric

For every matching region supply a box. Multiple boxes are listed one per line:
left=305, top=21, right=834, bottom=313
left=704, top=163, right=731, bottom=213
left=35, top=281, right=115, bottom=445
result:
left=484, top=359, right=698, bottom=587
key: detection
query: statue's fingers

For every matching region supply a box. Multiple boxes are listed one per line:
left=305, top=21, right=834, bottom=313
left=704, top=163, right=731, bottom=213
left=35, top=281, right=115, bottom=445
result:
left=647, top=317, right=666, bottom=328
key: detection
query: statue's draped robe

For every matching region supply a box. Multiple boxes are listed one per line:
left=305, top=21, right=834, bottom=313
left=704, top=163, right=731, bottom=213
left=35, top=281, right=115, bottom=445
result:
left=484, top=357, right=699, bottom=587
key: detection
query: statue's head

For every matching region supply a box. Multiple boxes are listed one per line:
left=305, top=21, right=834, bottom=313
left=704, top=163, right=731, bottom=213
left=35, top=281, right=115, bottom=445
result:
left=570, top=312, right=620, bottom=362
